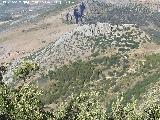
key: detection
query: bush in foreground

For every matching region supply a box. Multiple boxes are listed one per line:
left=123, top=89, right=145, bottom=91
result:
left=0, top=83, right=53, bottom=120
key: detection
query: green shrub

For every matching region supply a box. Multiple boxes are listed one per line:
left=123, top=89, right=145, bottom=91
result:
left=13, top=60, right=39, bottom=82
left=0, top=84, right=53, bottom=120
left=55, top=91, right=106, bottom=120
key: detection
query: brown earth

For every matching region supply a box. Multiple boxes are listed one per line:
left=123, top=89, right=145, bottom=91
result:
left=0, top=11, right=77, bottom=64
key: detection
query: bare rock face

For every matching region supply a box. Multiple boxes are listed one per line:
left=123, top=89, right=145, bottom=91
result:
left=73, top=22, right=111, bottom=37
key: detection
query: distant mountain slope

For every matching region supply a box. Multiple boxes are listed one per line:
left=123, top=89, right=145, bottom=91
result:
left=84, top=1, right=160, bottom=25
left=82, top=0, right=160, bottom=45
left=0, top=0, right=78, bottom=32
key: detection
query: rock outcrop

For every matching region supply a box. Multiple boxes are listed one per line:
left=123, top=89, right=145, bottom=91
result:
left=4, top=22, right=151, bottom=83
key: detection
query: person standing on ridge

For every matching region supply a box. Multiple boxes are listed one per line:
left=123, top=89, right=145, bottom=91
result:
left=66, top=12, right=72, bottom=23
left=73, top=7, right=79, bottom=24
left=79, top=2, right=85, bottom=17
left=66, top=13, right=69, bottom=21
left=79, top=2, right=86, bottom=23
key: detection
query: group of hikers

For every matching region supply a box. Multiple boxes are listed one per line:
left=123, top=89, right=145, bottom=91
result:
left=66, top=2, right=86, bottom=24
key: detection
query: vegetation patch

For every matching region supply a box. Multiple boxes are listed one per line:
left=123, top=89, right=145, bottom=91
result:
left=123, top=73, right=160, bottom=104
left=13, top=60, right=39, bottom=82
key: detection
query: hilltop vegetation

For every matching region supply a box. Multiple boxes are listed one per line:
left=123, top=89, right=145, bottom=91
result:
left=19, top=23, right=152, bottom=106
left=1, top=0, right=160, bottom=119
left=85, top=2, right=160, bottom=44
left=85, top=2, right=160, bottom=27
left=105, top=4, right=160, bottom=27
left=13, top=60, right=39, bottom=82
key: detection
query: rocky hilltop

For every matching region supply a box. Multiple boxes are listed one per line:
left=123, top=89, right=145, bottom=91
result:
left=28, top=22, right=150, bottom=70
left=4, top=21, right=153, bottom=84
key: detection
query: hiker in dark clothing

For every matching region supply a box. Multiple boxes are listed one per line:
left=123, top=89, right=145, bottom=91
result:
left=66, top=12, right=72, bottom=22
left=79, top=2, right=85, bottom=17
left=74, top=8, right=79, bottom=24
left=79, top=2, right=86, bottom=23
left=66, top=13, right=69, bottom=21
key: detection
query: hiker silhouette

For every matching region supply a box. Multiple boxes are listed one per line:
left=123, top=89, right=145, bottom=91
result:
left=73, top=7, right=80, bottom=24
left=66, top=13, right=69, bottom=21
left=66, top=12, right=72, bottom=22
left=79, top=2, right=85, bottom=17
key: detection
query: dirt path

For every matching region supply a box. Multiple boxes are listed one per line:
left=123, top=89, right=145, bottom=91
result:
left=0, top=11, right=77, bottom=63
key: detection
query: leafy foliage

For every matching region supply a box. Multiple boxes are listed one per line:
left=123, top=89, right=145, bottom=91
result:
left=0, top=65, right=7, bottom=84
left=13, top=60, right=39, bottom=82
left=123, top=73, right=160, bottom=104
left=48, top=60, right=95, bottom=82
left=142, top=103, right=160, bottom=120
left=42, top=60, right=96, bottom=104
left=110, top=97, right=139, bottom=120
left=0, top=83, right=53, bottom=120
left=55, top=91, right=106, bottom=120
left=142, top=54, right=160, bottom=70
left=0, top=80, right=160, bottom=120
left=110, top=96, right=160, bottom=120
left=0, top=84, right=12, bottom=120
